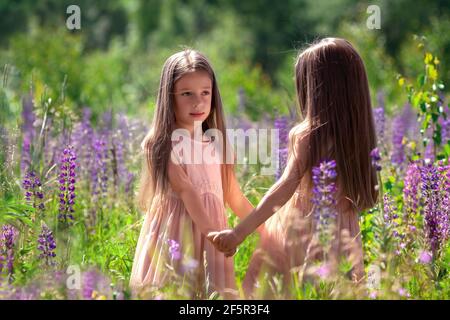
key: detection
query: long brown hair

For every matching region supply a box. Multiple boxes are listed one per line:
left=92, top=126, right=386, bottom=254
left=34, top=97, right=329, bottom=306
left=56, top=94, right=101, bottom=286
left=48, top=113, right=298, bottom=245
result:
left=138, top=49, right=232, bottom=212
left=293, top=37, right=378, bottom=211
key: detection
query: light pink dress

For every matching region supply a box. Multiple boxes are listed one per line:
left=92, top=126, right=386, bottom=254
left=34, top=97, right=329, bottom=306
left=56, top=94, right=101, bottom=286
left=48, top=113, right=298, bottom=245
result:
left=242, top=133, right=365, bottom=297
left=129, top=136, right=236, bottom=299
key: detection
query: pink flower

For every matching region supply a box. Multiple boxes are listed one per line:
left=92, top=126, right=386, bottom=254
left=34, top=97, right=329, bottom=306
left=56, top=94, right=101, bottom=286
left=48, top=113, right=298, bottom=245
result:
left=315, top=264, right=330, bottom=279
left=418, top=250, right=433, bottom=264
left=398, top=288, right=410, bottom=298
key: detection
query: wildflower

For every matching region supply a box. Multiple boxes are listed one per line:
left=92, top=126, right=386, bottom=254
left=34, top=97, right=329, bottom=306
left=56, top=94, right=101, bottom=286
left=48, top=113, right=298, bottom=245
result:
left=37, top=223, right=56, bottom=266
left=71, top=108, right=94, bottom=182
left=91, top=136, right=109, bottom=198
left=418, top=250, right=433, bottom=264
left=403, top=162, right=421, bottom=214
left=370, top=148, right=382, bottom=171
left=167, top=239, right=181, bottom=261
left=58, top=145, right=77, bottom=223
left=22, top=171, right=45, bottom=212
left=369, top=291, right=378, bottom=299
left=315, top=263, right=330, bottom=279
left=182, top=258, right=199, bottom=274
left=20, top=96, right=35, bottom=174
left=391, top=113, right=406, bottom=165
left=311, top=160, right=338, bottom=248
left=0, top=225, right=18, bottom=276
left=274, top=116, right=289, bottom=180
left=82, top=268, right=111, bottom=300
left=420, top=163, right=448, bottom=253
left=276, top=148, right=288, bottom=181
left=397, top=287, right=410, bottom=298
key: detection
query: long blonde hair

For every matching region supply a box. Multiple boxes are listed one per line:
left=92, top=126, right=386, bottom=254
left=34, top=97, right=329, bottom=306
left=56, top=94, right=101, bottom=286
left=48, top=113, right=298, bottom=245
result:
left=293, top=37, right=378, bottom=211
left=138, top=49, right=233, bottom=212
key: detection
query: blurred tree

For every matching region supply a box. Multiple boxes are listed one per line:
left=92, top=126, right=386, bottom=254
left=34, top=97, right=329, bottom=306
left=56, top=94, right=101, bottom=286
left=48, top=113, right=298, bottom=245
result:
left=381, top=0, right=449, bottom=58
left=217, top=0, right=313, bottom=76
left=133, top=0, right=161, bottom=48
left=0, top=0, right=128, bottom=50
left=0, top=0, right=31, bottom=46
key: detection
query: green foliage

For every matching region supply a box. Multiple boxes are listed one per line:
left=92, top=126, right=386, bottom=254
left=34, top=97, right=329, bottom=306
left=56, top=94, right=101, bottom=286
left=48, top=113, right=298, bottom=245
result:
left=0, top=0, right=450, bottom=301
left=400, top=37, right=449, bottom=159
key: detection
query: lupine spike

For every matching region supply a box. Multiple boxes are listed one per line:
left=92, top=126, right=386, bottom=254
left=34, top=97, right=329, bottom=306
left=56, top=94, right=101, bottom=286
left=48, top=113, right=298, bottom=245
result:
left=37, top=222, right=56, bottom=267
left=311, top=159, right=338, bottom=250
left=58, top=145, right=77, bottom=223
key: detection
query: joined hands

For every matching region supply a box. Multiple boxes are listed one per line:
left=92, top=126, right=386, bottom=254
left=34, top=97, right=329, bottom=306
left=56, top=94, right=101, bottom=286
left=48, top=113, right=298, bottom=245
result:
left=207, top=229, right=243, bottom=257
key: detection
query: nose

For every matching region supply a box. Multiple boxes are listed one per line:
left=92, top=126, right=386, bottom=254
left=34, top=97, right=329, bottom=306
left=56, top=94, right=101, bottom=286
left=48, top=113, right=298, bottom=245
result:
left=192, top=94, right=202, bottom=108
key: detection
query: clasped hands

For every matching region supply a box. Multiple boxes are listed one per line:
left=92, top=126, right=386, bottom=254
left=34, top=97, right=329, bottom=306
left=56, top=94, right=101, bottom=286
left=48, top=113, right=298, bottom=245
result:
left=207, top=229, right=243, bottom=257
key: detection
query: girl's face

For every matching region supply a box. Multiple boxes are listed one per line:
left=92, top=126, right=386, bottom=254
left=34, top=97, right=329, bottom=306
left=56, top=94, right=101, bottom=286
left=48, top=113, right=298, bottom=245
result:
left=173, top=70, right=212, bottom=134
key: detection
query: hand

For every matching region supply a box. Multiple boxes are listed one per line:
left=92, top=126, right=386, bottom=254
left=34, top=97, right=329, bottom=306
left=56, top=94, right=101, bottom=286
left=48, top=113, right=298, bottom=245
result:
left=207, top=229, right=242, bottom=256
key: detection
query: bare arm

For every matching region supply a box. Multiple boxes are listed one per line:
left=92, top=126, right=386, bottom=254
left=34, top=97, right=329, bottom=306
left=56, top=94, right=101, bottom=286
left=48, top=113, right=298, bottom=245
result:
left=225, top=171, right=267, bottom=236
left=209, top=134, right=308, bottom=252
left=233, top=163, right=302, bottom=242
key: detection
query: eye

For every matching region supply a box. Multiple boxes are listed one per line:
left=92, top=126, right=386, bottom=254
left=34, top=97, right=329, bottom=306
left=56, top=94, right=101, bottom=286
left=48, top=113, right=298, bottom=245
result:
left=181, top=92, right=192, bottom=96
left=202, top=91, right=211, bottom=96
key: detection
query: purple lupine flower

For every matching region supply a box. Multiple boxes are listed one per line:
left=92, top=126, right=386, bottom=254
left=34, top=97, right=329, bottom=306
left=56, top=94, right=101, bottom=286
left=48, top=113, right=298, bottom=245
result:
left=167, top=239, right=181, bottom=261
left=383, top=193, right=399, bottom=227
left=71, top=108, right=94, bottom=184
left=420, top=163, right=449, bottom=253
left=274, top=116, right=289, bottom=149
left=276, top=148, right=289, bottom=181
left=106, top=113, right=133, bottom=195
left=82, top=269, right=99, bottom=300
left=383, top=192, right=406, bottom=255
left=403, top=162, right=421, bottom=214
left=373, top=91, right=385, bottom=145
left=99, top=109, right=113, bottom=135
left=43, top=120, right=68, bottom=172
left=0, top=225, right=19, bottom=276
left=441, top=117, right=450, bottom=144
left=22, top=171, right=45, bottom=212
left=58, top=145, right=77, bottom=223
left=37, top=223, right=56, bottom=266
left=12, top=284, right=40, bottom=300
left=311, top=160, right=338, bottom=248
left=82, top=268, right=111, bottom=300
left=438, top=161, right=450, bottom=236
left=275, top=116, right=290, bottom=180
left=401, top=103, right=417, bottom=140
left=20, top=96, right=36, bottom=175
left=424, top=139, right=435, bottom=162
left=373, top=106, right=385, bottom=144
left=116, top=114, right=130, bottom=188
left=440, top=104, right=450, bottom=145
left=437, top=96, right=449, bottom=144
left=391, top=112, right=407, bottom=165
left=370, top=148, right=382, bottom=171
left=124, top=171, right=135, bottom=195
left=91, top=135, right=109, bottom=198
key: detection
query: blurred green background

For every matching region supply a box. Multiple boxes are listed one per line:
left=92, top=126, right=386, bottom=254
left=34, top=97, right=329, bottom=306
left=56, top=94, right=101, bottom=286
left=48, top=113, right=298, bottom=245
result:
left=1, top=0, right=449, bottom=124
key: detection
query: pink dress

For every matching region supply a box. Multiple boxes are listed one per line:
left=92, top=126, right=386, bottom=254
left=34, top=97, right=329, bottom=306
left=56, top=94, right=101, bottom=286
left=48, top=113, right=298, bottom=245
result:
left=129, top=136, right=236, bottom=299
left=242, top=133, right=365, bottom=297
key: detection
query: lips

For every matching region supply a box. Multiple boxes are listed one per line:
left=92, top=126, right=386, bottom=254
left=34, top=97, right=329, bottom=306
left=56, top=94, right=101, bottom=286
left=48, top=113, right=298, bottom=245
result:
left=189, top=112, right=205, bottom=117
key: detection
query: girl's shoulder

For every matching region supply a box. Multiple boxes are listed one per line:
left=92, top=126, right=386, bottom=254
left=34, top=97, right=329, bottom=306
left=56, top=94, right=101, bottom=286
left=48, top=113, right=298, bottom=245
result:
left=289, top=122, right=310, bottom=152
